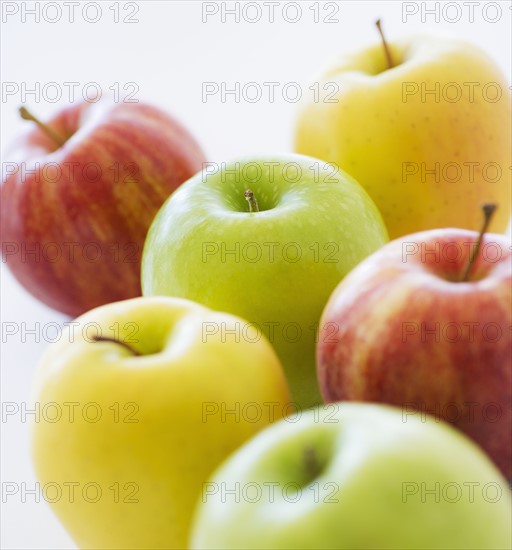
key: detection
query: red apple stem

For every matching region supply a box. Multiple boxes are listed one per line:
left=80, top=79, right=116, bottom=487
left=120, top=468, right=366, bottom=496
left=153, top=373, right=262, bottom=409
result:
left=19, top=106, right=66, bottom=147
left=91, top=335, right=141, bottom=356
left=244, top=189, right=259, bottom=213
left=461, top=203, right=497, bottom=282
left=375, top=19, right=394, bottom=69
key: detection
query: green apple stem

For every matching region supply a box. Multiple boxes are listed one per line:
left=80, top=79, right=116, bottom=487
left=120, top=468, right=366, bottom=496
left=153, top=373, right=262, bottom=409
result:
left=19, top=106, right=66, bottom=147
left=375, top=19, right=394, bottom=69
left=244, top=189, right=259, bottom=213
left=461, top=203, right=497, bottom=282
left=92, top=335, right=141, bottom=356
left=303, top=446, right=322, bottom=481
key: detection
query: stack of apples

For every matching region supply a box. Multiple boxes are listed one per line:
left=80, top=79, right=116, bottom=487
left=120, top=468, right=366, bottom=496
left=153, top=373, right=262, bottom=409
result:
left=2, top=22, right=510, bottom=550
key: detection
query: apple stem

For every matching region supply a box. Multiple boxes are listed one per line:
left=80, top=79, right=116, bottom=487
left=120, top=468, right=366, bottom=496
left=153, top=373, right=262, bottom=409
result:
left=19, top=106, right=66, bottom=147
left=91, top=335, right=141, bottom=356
left=461, top=203, right=497, bottom=282
left=375, top=19, right=394, bottom=69
left=303, top=446, right=322, bottom=481
left=244, top=189, right=259, bottom=213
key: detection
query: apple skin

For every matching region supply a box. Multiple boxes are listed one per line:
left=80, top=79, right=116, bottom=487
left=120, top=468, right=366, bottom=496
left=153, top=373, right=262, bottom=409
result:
left=141, top=154, right=388, bottom=409
left=31, top=296, right=291, bottom=550
left=1, top=101, right=206, bottom=317
left=295, top=34, right=512, bottom=239
left=190, top=403, right=512, bottom=549
left=317, top=229, right=511, bottom=480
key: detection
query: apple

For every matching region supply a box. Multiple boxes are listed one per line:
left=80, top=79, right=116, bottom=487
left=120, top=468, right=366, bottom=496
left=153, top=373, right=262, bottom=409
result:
left=31, top=296, right=291, bottom=549
left=1, top=101, right=206, bottom=317
left=295, top=22, right=511, bottom=239
left=317, top=206, right=511, bottom=479
left=190, top=403, right=512, bottom=549
left=141, top=154, right=388, bottom=409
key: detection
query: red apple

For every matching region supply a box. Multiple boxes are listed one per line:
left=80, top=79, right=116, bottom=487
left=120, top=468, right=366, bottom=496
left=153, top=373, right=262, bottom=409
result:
left=1, top=100, right=206, bottom=317
left=317, top=219, right=511, bottom=479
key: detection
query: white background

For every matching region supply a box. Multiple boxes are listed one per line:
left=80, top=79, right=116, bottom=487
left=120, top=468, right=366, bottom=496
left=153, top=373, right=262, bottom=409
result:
left=1, top=1, right=511, bottom=548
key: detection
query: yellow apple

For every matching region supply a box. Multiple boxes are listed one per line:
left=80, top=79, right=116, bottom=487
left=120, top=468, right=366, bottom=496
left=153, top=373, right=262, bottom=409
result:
left=31, top=296, right=290, bottom=549
left=295, top=30, right=511, bottom=238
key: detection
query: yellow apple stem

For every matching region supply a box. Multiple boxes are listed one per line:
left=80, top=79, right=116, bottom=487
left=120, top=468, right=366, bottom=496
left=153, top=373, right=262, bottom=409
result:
left=375, top=19, right=394, bottom=69
left=92, top=335, right=141, bottom=356
left=19, top=106, right=66, bottom=147
left=244, top=189, right=259, bottom=213
left=461, top=203, right=497, bottom=282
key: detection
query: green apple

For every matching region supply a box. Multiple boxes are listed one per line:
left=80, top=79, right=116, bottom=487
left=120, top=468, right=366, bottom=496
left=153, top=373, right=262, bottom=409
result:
left=141, top=154, right=388, bottom=409
left=31, top=296, right=291, bottom=550
left=190, top=403, right=512, bottom=550
left=295, top=26, right=511, bottom=239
